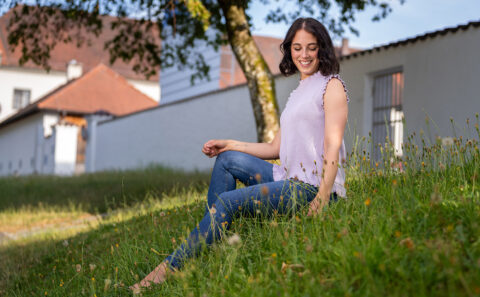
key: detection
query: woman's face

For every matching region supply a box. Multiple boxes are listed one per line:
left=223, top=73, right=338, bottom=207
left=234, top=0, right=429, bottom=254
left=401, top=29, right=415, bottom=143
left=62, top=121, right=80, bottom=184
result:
left=291, top=29, right=320, bottom=80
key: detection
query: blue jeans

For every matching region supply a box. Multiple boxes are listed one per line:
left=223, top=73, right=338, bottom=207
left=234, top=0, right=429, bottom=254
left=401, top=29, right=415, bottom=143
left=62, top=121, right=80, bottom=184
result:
left=164, top=151, right=337, bottom=270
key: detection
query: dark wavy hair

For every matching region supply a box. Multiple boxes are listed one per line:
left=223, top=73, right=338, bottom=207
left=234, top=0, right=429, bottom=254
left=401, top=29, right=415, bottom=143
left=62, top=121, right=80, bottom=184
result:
left=279, top=18, right=339, bottom=76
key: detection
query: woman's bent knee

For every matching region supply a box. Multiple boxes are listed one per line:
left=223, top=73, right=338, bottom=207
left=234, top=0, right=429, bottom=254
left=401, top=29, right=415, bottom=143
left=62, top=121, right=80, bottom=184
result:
left=216, top=151, right=248, bottom=168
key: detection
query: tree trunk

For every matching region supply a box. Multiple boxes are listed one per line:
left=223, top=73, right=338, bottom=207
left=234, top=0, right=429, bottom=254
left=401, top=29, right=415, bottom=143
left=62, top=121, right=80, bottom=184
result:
left=218, top=0, right=279, bottom=143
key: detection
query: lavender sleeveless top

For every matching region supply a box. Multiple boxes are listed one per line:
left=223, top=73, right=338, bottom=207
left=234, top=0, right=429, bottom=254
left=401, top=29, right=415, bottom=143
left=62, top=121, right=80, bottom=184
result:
left=272, top=72, right=349, bottom=197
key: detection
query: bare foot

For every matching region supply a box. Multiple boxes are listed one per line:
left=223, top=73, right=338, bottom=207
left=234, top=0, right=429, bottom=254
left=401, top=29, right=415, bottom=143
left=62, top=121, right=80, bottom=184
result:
left=130, top=262, right=173, bottom=293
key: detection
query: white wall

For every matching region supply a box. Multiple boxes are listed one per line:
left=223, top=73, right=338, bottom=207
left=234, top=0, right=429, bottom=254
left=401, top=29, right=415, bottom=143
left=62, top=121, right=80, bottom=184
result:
left=127, top=79, right=161, bottom=102
left=160, top=35, right=222, bottom=105
left=53, top=124, right=78, bottom=175
left=0, top=112, right=79, bottom=176
left=340, top=27, right=480, bottom=149
left=0, top=67, right=66, bottom=122
left=92, top=74, right=299, bottom=172
left=0, top=113, right=44, bottom=176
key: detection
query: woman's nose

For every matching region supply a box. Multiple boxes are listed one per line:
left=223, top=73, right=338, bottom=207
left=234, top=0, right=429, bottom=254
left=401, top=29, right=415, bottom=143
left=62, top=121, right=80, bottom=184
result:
left=301, top=49, right=309, bottom=58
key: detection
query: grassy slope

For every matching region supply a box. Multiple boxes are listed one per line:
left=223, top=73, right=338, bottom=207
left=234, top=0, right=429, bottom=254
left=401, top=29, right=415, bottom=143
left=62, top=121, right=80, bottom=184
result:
left=1, top=131, right=480, bottom=296
left=0, top=166, right=210, bottom=233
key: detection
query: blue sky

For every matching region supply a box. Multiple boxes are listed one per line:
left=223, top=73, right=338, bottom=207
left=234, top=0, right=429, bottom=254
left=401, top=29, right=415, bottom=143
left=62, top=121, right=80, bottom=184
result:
left=248, top=0, right=480, bottom=49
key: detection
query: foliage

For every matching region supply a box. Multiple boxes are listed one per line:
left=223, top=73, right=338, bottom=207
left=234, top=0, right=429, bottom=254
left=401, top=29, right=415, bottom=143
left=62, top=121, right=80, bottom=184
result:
left=0, top=0, right=403, bottom=80
left=1, top=117, right=479, bottom=296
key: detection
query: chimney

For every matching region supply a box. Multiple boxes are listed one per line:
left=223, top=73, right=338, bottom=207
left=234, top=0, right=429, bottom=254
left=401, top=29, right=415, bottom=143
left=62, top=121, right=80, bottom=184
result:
left=341, top=38, right=350, bottom=56
left=67, top=59, right=83, bottom=81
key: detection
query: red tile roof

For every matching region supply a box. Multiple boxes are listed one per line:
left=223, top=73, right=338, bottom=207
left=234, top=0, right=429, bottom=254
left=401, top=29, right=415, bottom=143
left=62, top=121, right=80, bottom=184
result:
left=0, top=63, right=158, bottom=127
left=0, top=7, right=160, bottom=81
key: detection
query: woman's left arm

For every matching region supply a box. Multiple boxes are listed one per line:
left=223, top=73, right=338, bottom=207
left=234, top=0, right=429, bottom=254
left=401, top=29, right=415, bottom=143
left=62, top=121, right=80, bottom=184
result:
left=307, top=78, right=348, bottom=217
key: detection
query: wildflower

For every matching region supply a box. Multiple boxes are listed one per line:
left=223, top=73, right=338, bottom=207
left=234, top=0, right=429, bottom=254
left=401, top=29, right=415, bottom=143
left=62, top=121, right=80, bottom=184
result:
left=115, top=243, right=119, bottom=248
left=271, top=253, right=277, bottom=258
left=225, top=275, right=229, bottom=280
left=353, top=251, right=364, bottom=262
left=261, top=186, right=269, bottom=195
left=305, top=244, right=313, bottom=253
left=91, top=277, right=95, bottom=282
left=104, top=278, right=112, bottom=291
left=62, top=240, right=69, bottom=247
left=171, top=237, right=176, bottom=244
left=255, top=173, right=262, bottom=182
left=392, top=179, right=397, bottom=186
left=364, top=198, right=371, bottom=206
left=75, top=264, right=82, bottom=272
left=270, top=221, right=278, bottom=228
left=89, top=264, right=96, bottom=271
left=227, top=233, right=242, bottom=246
left=394, top=231, right=402, bottom=238
left=209, top=206, right=217, bottom=215
left=160, top=211, right=165, bottom=217
left=446, top=224, right=454, bottom=232
left=399, top=237, right=415, bottom=251
left=337, top=228, right=348, bottom=239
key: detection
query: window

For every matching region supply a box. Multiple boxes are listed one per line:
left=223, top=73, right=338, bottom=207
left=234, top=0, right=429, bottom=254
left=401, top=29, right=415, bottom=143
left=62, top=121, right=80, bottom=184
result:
left=372, top=71, right=404, bottom=160
left=13, top=89, right=31, bottom=109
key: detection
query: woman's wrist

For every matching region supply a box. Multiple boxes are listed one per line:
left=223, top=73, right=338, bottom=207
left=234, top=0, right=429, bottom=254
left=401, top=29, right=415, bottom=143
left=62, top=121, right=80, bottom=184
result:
left=225, top=140, right=237, bottom=152
left=316, top=188, right=331, bottom=202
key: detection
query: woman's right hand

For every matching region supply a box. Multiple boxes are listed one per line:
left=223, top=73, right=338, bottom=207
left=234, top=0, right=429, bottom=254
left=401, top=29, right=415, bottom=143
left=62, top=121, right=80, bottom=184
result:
left=202, top=139, right=231, bottom=158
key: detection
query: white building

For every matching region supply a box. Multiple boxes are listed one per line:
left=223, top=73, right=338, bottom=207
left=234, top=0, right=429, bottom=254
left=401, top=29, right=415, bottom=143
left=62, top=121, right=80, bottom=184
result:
left=85, top=21, right=480, bottom=172
left=0, top=9, right=161, bottom=123
left=0, top=64, right=158, bottom=176
left=340, top=20, right=480, bottom=159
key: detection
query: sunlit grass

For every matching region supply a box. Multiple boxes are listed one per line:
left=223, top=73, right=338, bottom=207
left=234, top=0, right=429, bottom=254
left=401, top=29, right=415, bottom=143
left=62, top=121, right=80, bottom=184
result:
left=1, top=115, right=479, bottom=296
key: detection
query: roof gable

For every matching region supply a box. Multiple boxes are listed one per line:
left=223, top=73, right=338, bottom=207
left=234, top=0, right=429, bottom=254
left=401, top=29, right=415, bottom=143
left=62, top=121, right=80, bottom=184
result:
left=0, top=63, right=157, bottom=128
left=37, top=64, right=157, bottom=115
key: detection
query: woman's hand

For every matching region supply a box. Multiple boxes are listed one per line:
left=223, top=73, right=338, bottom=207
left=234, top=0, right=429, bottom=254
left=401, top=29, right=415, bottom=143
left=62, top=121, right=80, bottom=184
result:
left=307, top=195, right=329, bottom=217
left=202, top=139, right=231, bottom=158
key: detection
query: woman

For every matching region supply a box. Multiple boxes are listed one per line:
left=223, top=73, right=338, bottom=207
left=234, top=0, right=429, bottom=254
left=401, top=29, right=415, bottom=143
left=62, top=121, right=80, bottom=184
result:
left=132, top=17, right=348, bottom=291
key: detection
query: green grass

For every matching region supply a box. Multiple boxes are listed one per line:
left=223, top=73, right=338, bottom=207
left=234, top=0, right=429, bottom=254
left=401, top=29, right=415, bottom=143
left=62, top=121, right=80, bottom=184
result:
left=0, top=166, right=210, bottom=233
left=1, top=119, right=479, bottom=296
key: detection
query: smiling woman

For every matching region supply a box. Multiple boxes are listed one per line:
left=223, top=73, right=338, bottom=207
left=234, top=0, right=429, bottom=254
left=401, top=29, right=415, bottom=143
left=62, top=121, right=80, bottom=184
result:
left=279, top=18, right=339, bottom=79
left=131, top=17, right=349, bottom=292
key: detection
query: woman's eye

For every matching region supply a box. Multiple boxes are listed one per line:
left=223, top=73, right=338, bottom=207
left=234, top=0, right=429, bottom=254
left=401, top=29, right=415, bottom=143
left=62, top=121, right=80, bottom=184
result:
left=293, top=48, right=301, bottom=51
left=309, top=47, right=318, bottom=51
